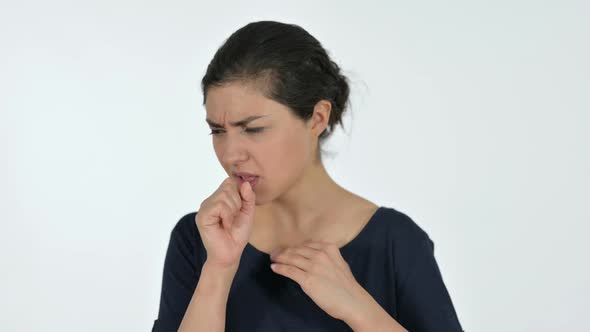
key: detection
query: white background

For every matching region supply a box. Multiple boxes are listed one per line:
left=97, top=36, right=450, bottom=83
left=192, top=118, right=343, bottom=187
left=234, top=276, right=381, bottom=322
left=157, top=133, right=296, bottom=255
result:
left=2, top=0, right=588, bottom=331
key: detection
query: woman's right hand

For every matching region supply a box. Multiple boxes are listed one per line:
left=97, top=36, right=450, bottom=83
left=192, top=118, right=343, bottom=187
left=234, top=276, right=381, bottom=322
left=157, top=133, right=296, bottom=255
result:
left=195, top=177, right=257, bottom=269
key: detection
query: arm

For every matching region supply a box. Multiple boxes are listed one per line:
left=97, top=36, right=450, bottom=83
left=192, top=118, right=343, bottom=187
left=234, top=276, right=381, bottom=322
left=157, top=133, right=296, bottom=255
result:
left=345, top=285, right=408, bottom=332
left=349, top=211, right=463, bottom=332
left=152, top=213, right=240, bottom=332
left=178, top=261, right=239, bottom=332
left=394, top=219, right=464, bottom=332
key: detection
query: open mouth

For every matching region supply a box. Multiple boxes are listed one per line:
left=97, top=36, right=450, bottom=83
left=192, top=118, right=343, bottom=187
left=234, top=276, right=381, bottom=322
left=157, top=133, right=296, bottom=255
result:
left=235, top=175, right=259, bottom=189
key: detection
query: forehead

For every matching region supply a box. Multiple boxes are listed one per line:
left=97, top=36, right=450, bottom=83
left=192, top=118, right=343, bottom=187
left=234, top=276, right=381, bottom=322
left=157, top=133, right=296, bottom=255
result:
left=205, top=82, right=279, bottom=119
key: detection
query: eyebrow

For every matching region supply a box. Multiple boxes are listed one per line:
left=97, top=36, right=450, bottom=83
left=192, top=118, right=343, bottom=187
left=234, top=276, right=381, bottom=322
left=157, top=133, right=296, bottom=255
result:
left=206, top=115, right=268, bottom=128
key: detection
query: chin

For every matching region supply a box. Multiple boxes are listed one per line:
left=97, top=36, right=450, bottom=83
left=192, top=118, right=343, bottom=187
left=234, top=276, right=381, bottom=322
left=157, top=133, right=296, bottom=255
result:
left=253, top=195, right=267, bottom=206
left=251, top=190, right=277, bottom=207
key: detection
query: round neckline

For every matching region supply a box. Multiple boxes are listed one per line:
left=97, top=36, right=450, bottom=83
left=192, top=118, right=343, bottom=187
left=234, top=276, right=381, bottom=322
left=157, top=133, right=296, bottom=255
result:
left=245, top=206, right=384, bottom=257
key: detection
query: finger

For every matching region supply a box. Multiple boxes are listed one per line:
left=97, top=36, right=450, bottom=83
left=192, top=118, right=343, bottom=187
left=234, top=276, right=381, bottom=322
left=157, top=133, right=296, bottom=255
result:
left=227, top=176, right=246, bottom=198
left=217, top=201, right=234, bottom=230
left=239, top=181, right=256, bottom=215
left=270, top=262, right=307, bottom=286
left=223, top=186, right=242, bottom=215
left=214, top=179, right=236, bottom=210
left=214, top=193, right=237, bottom=220
left=220, top=177, right=236, bottom=192
left=285, top=245, right=319, bottom=260
left=271, top=250, right=313, bottom=272
left=303, top=241, right=350, bottom=271
left=301, top=241, right=328, bottom=251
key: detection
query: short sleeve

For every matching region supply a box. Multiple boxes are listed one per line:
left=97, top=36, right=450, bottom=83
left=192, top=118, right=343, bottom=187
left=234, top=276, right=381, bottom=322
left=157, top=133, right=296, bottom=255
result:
left=393, top=213, right=464, bottom=332
left=152, top=212, right=203, bottom=332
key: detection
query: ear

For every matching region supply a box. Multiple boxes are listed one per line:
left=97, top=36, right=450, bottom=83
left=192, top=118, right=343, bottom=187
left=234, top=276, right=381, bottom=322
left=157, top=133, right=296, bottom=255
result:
left=309, top=100, right=332, bottom=137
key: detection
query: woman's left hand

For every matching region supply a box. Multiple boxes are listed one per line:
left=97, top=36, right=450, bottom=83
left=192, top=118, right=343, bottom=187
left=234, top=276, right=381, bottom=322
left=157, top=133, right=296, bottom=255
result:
left=269, top=241, right=369, bottom=321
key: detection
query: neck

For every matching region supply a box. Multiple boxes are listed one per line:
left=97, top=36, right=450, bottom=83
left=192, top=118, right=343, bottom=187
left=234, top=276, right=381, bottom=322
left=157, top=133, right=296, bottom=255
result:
left=258, top=161, right=349, bottom=233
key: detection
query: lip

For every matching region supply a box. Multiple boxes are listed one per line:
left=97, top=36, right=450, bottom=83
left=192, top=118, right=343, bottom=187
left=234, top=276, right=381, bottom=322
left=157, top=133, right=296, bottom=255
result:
left=234, top=174, right=259, bottom=189
left=234, top=171, right=258, bottom=178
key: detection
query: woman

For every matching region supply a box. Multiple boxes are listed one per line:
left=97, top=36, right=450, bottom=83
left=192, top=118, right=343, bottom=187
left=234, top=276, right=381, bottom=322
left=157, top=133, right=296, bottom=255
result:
left=152, top=20, right=463, bottom=332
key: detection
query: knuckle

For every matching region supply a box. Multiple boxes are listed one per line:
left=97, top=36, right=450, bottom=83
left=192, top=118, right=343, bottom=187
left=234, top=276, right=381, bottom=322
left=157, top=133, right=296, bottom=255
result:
left=215, top=200, right=230, bottom=211
left=220, top=190, right=232, bottom=201
left=198, top=200, right=207, bottom=210
left=223, top=178, right=236, bottom=188
left=222, top=187, right=237, bottom=199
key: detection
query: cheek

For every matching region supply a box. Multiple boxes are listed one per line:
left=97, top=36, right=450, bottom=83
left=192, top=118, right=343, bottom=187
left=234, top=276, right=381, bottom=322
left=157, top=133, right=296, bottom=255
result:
left=212, top=141, right=224, bottom=164
left=266, top=132, right=309, bottom=177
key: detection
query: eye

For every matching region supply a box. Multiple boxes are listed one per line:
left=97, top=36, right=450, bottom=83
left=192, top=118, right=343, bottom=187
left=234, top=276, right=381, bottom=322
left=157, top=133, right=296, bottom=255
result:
left=208, top=129, right=223, bottom=135
left=208, top=127, right=265, bottom=136
left=245, top=127, right=264, bottom=134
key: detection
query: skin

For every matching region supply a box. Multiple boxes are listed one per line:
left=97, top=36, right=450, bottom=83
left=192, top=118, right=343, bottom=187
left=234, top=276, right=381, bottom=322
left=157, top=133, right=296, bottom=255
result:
left=203, top=81, right=407, bottom=331
left=205, top=81, right=353, bottom=239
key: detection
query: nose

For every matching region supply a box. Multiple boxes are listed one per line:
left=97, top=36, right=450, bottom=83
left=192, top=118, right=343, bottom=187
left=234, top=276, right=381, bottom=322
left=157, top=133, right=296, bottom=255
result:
left=219, top=133, right=249, bottom=165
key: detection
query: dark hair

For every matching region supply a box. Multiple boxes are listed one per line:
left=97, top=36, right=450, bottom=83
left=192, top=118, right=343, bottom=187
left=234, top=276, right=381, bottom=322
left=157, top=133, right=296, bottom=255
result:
left=201, top=20, right=351, bottom=161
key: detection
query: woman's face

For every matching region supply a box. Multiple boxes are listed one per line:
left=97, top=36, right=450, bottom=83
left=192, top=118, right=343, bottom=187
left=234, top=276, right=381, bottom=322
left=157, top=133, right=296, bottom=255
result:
left=205, top=82, right=318, bottom=205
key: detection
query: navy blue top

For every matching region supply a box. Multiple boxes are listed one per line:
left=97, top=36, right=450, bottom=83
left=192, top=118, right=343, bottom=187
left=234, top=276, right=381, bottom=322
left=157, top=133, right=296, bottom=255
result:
left=152, top=206, right=464, bottom=331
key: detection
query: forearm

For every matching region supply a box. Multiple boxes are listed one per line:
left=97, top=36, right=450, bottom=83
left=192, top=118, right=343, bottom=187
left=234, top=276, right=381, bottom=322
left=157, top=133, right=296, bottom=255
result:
left=178, top=260, right=239, bottom=332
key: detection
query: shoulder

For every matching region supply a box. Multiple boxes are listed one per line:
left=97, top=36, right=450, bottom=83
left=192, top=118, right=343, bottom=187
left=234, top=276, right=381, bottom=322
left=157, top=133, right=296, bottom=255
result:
left=376, top=207, right=439, bottom=281
left=346, top=196, right=430, bottom=244
left=378, top=207, right=429, bottom=234
left=168, top=211, right=205, bottom=257
left=171, top=211, right=199, bottom=238
left=377, top=206, right=434, bottom=254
